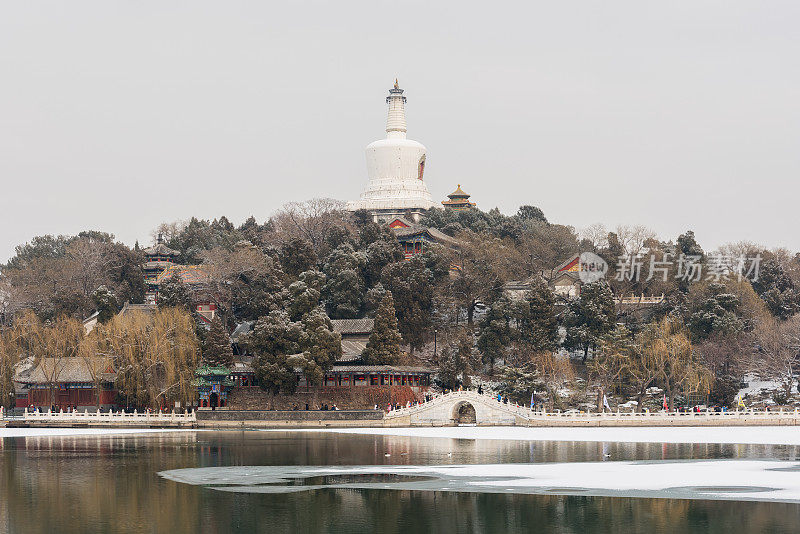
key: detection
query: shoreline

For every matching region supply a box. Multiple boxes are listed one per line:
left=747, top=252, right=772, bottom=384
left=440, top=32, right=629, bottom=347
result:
left=7, top=413, right=800, bottom=430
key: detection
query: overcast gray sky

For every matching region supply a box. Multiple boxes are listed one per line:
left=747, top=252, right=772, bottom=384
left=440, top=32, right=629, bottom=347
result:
left=1, top=1, right=798, bottom=263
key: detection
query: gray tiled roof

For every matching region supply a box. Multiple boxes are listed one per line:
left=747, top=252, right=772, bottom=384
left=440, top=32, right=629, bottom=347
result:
left=331, top=318, right=374, bottom=335
left=17, top=357, right=116, bottom=384
left=230, top=321, right=255, bottom=343
left=338, top=340, right=367, bottom=362
left=120, top=302, right=157, bottom=316
left=391, top=225, right=459, bottom=246
left=230, top=361, right=254, bottom=373
left=329, top=365, right=432, bottom=373
left=143, top=242, right=179, bottom=256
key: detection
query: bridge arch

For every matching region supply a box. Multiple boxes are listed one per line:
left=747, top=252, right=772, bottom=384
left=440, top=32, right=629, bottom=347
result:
left=451, top=401, right=477, bottom=425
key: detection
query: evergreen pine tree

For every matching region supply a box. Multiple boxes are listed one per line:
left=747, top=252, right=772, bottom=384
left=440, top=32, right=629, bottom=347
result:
left=92, top=285, right=119, bottom=323
left=437, top=330, right=477, bottom=389
left=477, top=297, right=513, bottom=375
left=519, top=278, right=559, bottom=352
left=362, top=292, right=402, bottom=365
left=157, top=272, right=191, bottom=310
left=563, top=281, right=616, bottom=361
left=381, top=258, right=434, bottom=351
left=248, top=310, right=303, bottom=394
left=202, top=316, right=234, bottom=368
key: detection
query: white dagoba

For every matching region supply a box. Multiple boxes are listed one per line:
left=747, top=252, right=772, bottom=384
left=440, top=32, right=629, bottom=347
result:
left=348, top=80, right=435, bottom=222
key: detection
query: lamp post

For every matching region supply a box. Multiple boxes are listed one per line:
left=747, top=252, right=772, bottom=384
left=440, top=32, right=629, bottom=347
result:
left=433, top=329, right=438, bottom=357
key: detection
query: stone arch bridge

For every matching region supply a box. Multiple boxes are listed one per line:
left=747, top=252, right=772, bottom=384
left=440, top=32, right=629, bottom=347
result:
left=383, top=391, right=530, bottom=426
left=382, top=391, right=800, bottom=427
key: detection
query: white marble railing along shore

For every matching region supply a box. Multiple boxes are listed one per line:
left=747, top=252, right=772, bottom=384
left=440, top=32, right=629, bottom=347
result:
left=2, top=406, right=196, bottom=424
left=3, top=392, right=799, bottom=427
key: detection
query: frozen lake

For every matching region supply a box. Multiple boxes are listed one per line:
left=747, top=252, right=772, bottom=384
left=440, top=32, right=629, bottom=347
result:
left=2, top=428, right=800, bottom=533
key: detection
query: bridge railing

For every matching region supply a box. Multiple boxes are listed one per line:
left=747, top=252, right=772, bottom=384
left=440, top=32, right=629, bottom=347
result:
left=384, top=391, right=455, bottom=418
left=385, top=390, right=526, bottom=418
left=383, top=390, right=800, bottom=421
left=524, top=408, right=800, bottom=420
left=19, top=408, right=196, bottom=424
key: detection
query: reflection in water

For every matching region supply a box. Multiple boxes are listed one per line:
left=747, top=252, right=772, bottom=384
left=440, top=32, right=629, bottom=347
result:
left=0, top=431, right=799, bottom=533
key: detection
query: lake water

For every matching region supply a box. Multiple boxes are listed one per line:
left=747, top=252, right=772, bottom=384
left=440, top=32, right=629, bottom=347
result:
left=2, top=430, right=800, bottom=533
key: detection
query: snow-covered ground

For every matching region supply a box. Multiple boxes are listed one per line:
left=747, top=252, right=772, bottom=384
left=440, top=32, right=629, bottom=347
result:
left=159, top=460, right=800, bottom=503
left=739, top=379, right=783, bottom=397
left=292, top=426, right=800, bottom=445
left=0, top=428, right=196, bottom=438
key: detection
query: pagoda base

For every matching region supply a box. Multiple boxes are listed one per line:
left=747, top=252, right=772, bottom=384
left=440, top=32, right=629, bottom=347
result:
left=347, top=204, right=428, bottom=224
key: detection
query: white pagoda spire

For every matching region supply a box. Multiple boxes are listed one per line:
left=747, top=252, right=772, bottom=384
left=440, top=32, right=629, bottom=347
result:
left=347, top=80, right=435, bottom=222
left=386, top=79, right=407, bottom=139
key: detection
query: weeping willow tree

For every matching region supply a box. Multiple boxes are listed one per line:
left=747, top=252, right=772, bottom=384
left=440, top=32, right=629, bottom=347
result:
left=647, top=316, right=713, bottom=410
left=0, top=312, right=31, bottom=407
left=94, top=307, right=200, bottom=409
left=0, top=316, right=26, bottom=408
left=0, top=310, right=88, bottom=408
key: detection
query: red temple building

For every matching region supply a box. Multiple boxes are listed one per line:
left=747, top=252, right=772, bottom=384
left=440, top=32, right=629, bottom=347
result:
left=14, top=357, right=118, bottom=410
left=387, top=216, right=459, bottom=259
left=301, top=365, right=432, bottom=389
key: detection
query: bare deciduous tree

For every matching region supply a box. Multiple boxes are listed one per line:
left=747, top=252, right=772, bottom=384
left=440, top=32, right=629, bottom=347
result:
left=269, top=198, right=351, bottom=257
left=525, top=348, right=574, bottom=410
left=150, top=220, right=188, bottom=245
left=614, top=224, right=657, bottom=257
left=579, top=223, right=609, bottom=250
left=751, top=315, right=800, bottom=401
left=449, top=231, right=524, bottom=326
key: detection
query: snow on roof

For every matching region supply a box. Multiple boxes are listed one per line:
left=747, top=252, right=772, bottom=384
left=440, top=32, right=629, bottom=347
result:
left=338, top=340, right=367, bottom=362
left=143, top=242, right=179, bottom=256
left=17, top=357, right=115, bottom=384
left=329, top=365, right=432, bottom=373
left=331, top=319, right=374, bottom=335
left=155, top=264, right=211, bottom=285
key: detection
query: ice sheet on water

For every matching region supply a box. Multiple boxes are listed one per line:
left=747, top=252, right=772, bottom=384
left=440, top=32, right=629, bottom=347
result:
left=159, top=460, right=800, bottom=503
left=283, top=426, right=800, bottom=445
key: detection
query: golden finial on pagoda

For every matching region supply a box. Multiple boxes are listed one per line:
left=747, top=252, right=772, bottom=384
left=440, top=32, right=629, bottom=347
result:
left=394, top=78, right=399, bottom=89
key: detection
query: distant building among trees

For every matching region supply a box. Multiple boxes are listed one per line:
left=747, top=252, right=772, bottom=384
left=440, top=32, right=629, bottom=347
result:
left=441, top=184, right=476, bottom=211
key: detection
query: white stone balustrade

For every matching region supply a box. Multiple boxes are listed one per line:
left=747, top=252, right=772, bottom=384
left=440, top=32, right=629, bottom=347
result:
left=4, top=393, right=798, bottom=428
left=384, top=390, right=800, bottom=426
left=18, top=408, right=196, bottom=426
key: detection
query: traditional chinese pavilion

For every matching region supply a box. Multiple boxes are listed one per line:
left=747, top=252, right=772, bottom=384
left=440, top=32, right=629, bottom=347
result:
left=142, top=235, right=180, bottom=303
left=387, top=217, right=459, bottom=259
left=441, top=184, right=476, bottom=211
left=150, top=263, right=216, bottom=323
left=194, top=365, right=234, bottom=408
